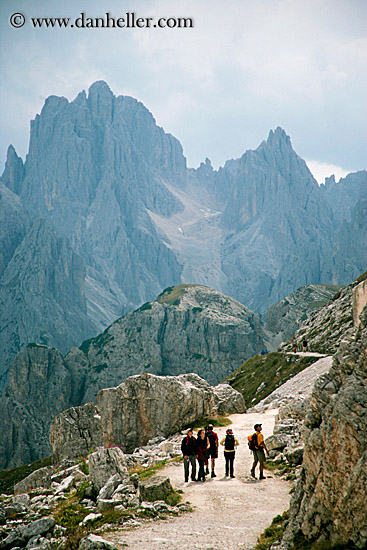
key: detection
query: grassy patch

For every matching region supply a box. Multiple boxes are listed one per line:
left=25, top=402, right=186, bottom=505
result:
left=255, top=511, right=289, bottom=550
left=130, top=456, right=182, bottom=481
left=137, top=302, right=153, bottom=311
left=165, top=488, right=182, bottom=507
left=224, top=352, right=320, bottom=408
left=264, top=458, right=294, bottom=477
left=0, top=456, right=52, bottom=494
left=79, top=329, right=114, bottom=355
left=156, top=284, right=200, bottom=306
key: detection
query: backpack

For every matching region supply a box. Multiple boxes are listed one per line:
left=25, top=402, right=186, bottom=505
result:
left=225, top=434, right=235, bottom=451
left=248, top=433, right=257, bottom=451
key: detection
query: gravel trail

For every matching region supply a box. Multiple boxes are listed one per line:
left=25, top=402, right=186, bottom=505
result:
left=105, top=410, right=290, bottom=550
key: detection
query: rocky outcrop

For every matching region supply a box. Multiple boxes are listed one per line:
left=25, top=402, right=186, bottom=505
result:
left=265, top=284, right=341, bottom=347
left=79, top=534, right=117, bottom=550
left=50, top=372, right=241, bottom=460
left=280, top=272, right=366, bottom=354
left=49, top=403, right=103, bottom=465
left=281, top=307, right=367, bottom=549
left=353, top=277, right=367, bottom=327
left=212, top=384, right=246, bottom=415
left=138, top=476, right=174, bottom=503
left=76, top=284, right=266, bottom=395
left=0, top=346, right=74, bottom=469
left=97, top=373, right=216, bottom=453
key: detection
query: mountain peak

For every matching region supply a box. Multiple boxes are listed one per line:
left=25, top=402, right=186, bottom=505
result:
left=266, top=127, right=292, bottom=147
left=88, top=80, right=113, bottom=98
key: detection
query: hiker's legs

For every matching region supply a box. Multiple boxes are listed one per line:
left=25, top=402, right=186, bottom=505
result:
left=189, top=455, right=196, bottom=480
left=229, top=454, right=235, bottom=477
left=224, top=453, right=230, bottom=476
left=204, top=452, right=209, bottom=474
left=184, top=457, right=190, bottom=481
left=251, top=458, right=258, bottom=477
left=211, top=457, right=216, bottom=476
left=198, top=458, right=205, bottom=481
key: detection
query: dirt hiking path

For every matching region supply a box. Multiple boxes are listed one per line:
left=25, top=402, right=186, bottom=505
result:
left=106, top=410, right=290, bottom=550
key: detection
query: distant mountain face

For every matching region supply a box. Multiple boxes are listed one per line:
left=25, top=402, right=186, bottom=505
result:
left=1, top=81, right=366, bottom=374
left=0, top=284, right=265, bottom=468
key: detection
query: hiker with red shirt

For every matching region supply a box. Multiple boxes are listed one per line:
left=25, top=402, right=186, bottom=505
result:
left=205, top=423, right=219, bottom=478
left=181, top=428, right=197, bottom=482
left=196, top=429, right=210, bottom=482
left=250, top=423, right=269, bottom=480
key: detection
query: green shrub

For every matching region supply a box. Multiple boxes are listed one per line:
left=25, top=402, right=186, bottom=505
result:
left=254, top=511, right=289, bottom=550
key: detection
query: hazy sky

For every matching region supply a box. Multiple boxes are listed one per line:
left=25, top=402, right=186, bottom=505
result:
left=1, top=0, right=366, bottom=182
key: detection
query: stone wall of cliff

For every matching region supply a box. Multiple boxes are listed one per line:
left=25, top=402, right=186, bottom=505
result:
left=281, top=307, right=367, bottom=549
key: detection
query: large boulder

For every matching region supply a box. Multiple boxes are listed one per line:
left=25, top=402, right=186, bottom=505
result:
left=14, top=466, right=53, bottom=495
left=88, top=447, right=131, bottom=492
left=212, top=384, right=246, bottom=415
left=50, top=402, right=103, bottom=463
left=97, top=373, right=217, bottom=452
left=139, top=476, right=174, bottom=503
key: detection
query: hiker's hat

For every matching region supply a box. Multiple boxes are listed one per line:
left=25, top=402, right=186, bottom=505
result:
left=187, top=428, right=193, bottom=433
left=254, top=423, right=262, bottom=430
left=226, top=428, right=233, bottom=434
left=208, top=423, right=213, bottom=429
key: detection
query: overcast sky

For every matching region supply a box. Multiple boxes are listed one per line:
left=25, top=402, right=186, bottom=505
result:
left=1, top=0, right=366, bottom=182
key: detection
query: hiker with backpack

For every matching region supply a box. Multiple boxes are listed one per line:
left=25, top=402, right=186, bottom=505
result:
left=181, top=428, right=197, bottom=482
left=205, top=424, right=219, bottom=478
left=196, top=428, right=210, bottom=482
left=220, top=428, right=239, bottom=478
left=249, top=423, right=269, bottom=480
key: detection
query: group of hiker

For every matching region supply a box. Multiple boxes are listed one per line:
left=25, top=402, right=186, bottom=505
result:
left=181, top=423, right=269, bottom=482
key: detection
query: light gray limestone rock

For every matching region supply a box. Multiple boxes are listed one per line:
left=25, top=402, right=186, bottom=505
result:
left=213, top=383, right=246, bottom=415
left=14, top=466, right=53, bottom=495
left=138, top=476, right=174, bottom=503
left=78, top=534, right=118, bottom=550
left=50, top=402, right=103, bottom=464
left=88, top=447, right=130, bottom=492
left=281, top=307, right=367, bottom=549
left=97, top=373, right=216, bottom=453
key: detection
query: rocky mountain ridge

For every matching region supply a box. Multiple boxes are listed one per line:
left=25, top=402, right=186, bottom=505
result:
left=265, top=283, right=341, bottom=347
left=1, top=80, right=366, bottom=375
left=280, top=271, right=367, bottom=354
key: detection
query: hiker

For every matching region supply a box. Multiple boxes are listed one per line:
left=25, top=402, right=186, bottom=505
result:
left=196, top=428, right=210, bottom=482
left=292, top=338, right=297, bottom=353
left=250, top=423, right=269, bottom=480
left=181, top=428, right=197, bottom=482
left=302, top=338, right=308, bottom=352
left=220, top=428, right=239, bottom=478
left=205, top=423, right=219, bottom=477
